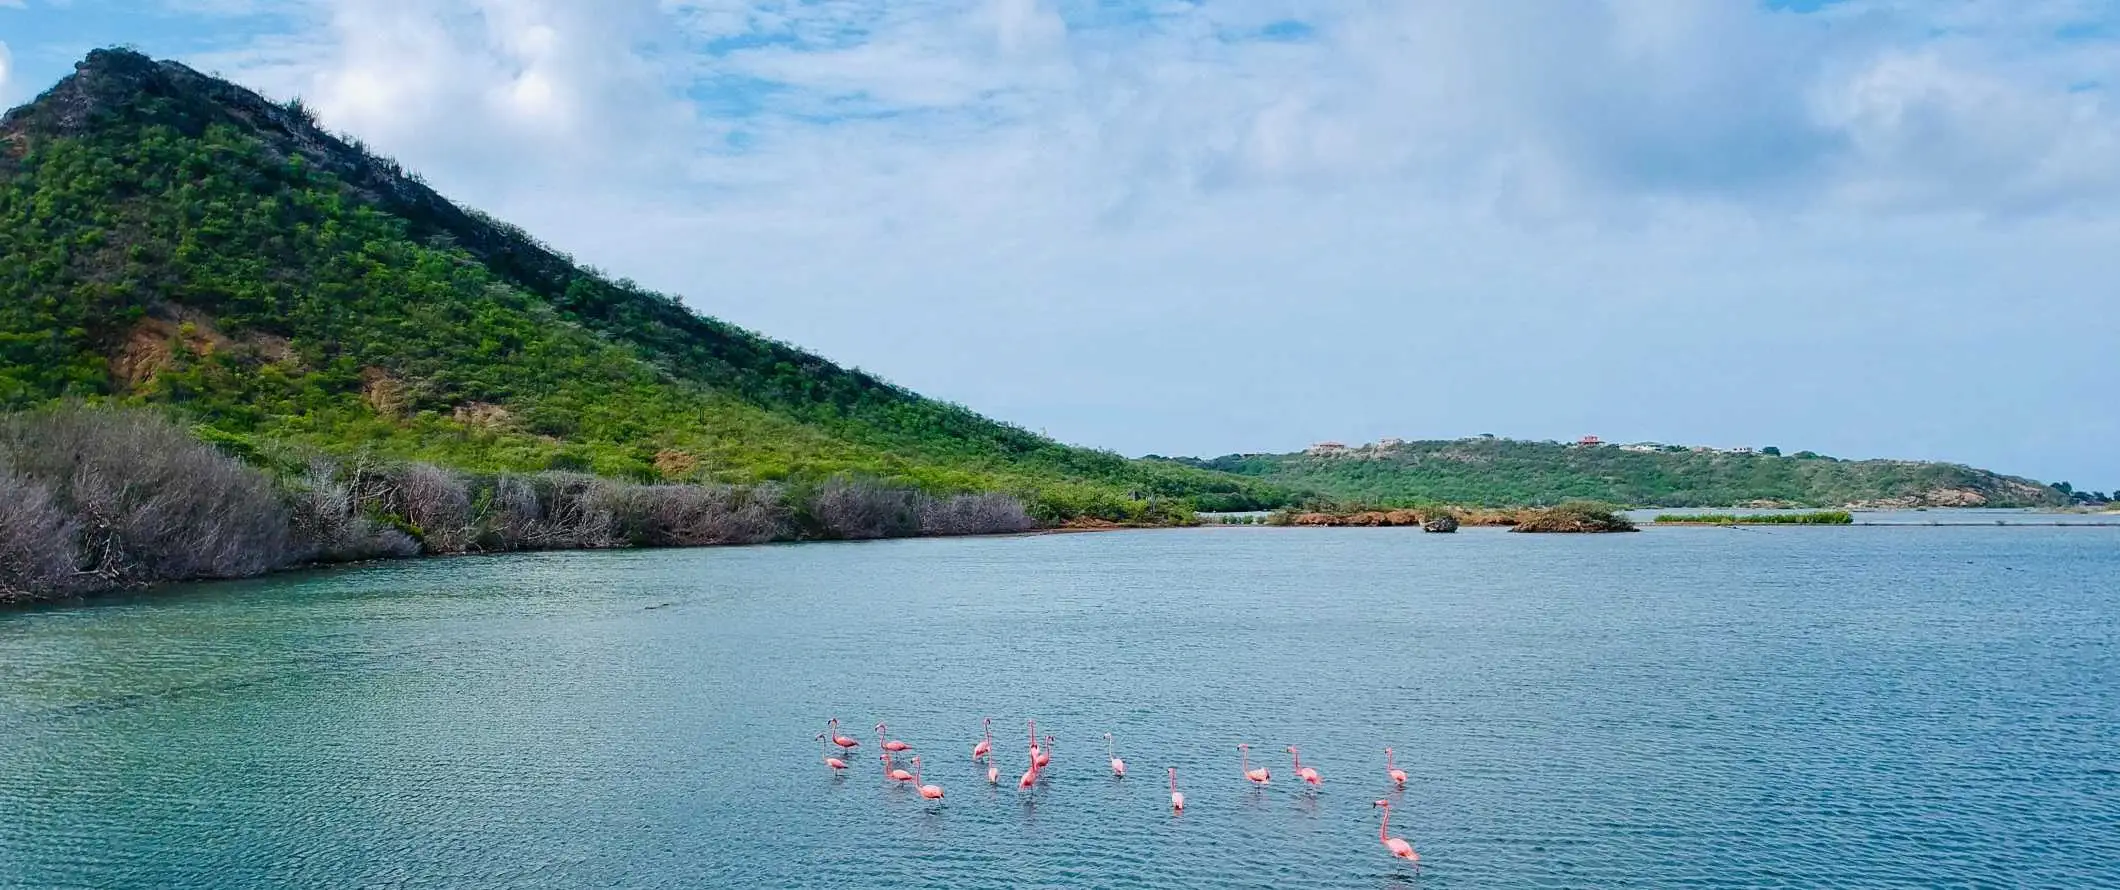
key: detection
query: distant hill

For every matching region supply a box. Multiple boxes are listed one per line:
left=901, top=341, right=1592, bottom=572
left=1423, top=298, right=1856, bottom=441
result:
left=1164, top=438, right=2066, bottom=509
left=0, top=49, right=1286, bottom=521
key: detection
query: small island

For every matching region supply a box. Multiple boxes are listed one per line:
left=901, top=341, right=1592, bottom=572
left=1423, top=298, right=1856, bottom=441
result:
left=1249, top=501, right=1639, bottom=533
left=1509, top=503, right=1639, bottom=533
left=1653, top=512, right=1853, bottom=526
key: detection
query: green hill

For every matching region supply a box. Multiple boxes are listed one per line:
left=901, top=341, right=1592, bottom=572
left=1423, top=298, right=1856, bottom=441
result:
left=1166, top=438, right=2065, bottom=509
left=0, top=49, right=1286, bottom=523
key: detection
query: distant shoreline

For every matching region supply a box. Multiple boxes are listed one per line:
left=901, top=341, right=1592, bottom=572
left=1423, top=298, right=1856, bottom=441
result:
left=1652, top=520, right=2120, bottom=528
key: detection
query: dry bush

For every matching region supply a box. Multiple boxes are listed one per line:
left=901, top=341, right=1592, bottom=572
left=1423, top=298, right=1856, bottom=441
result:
left=619, top=483, right=792, bottom=547
left=352, top=462, right=476, bottom=553
left=808, top=477, right=921, bottom=540
left=0, top=467, right=81, bottom=601
left=0, top=407, right=293, bottom=588
left=286, top=458, right=418, bottom=563
left=917, top=492, right=1035, bottom=536
left=511, top=472, right=624, bottom=549
left=480, top=473, right=545, bottom=549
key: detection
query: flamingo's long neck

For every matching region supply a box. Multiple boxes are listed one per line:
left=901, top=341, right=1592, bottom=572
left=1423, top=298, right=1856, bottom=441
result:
left=913, top=759, right=922, bottom=784
left=1291, top=748, right=1301, bottom=770
left=1379, top=806, right=1390, bottom=842
left=1240, top=747, right=1249, bottom=772
left=1387, top=748, right=1395, bottom=770
left=1168, top=769, right=1176, bottom=793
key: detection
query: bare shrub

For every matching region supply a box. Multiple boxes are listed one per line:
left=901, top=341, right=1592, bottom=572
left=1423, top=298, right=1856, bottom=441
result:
left=287, top=458, right=417, bottom=563
left=807, top=477, right=921, bottom=540
left=0, top=468, right=80, bottom=601
left=513, top=472, right=623, bottom=549
left=918, top=492, right=1036, bottom=536
left=0, top=407, right=293, bottom=588
left=480, top=473, right=545, bottom=549
left=620, top=483, right=792, bottom=547
left=352, top=462, right=475, bottom=553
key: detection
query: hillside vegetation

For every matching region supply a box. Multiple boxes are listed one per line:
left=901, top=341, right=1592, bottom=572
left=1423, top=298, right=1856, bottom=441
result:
left=0, top=49, right=1286, bottom=535
left=1169, top=438, right=2064, bottom=509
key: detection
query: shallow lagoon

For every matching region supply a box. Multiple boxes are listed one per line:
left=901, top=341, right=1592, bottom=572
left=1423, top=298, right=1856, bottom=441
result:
left=4, top=525, right=2116, bottom=888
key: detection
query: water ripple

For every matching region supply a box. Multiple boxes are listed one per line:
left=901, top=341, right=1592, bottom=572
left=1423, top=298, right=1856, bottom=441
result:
left=3, top=527, right=2117, bottom=888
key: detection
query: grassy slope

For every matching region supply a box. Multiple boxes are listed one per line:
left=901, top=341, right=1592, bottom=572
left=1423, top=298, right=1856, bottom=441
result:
left=0, top=50, right=1287, bottom=521
left=1170, top=439, right=2065, bottom=509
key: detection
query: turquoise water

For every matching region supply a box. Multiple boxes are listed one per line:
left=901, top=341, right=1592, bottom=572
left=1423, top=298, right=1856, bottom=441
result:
left=3, top=526, right=2117, bottom=888
left=1622, top=507, right=2120, bottom=525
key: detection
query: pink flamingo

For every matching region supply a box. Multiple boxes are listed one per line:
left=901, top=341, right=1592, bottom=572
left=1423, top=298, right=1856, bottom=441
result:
left=1037, top=734, right=1054, bottom=769
left=972, top=717, right=993, bottom=761
left=1239, top=743, right=1271, bottom=786
left=1018, top=755, right=1039, bottom=789
left=1373, top=800, right=1418, bottom=861
left=1386, top=747, right=1407, bottom=788
left=987, top=763, right=1000, bottom=785
left=826, top=718, right=860, bottom=752
left=883, top=750, right=914, bottom=782
left=1104, top=733, right=1126, bottom=777
left=814, top=733, right=848, bottom=771
left=912, top=756, right=943, bottom=800
left=876, top=723, right=911, bottom=754
left=1289, top=746, right=1322, bottom=788
left=1168, top=768, right=1185, bottom=812
left=1027, top=720, right=1042, bottom=765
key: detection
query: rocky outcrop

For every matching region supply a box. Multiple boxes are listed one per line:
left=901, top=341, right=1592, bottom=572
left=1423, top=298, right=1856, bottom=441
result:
left=1421, top=514, right=1459, bottom=533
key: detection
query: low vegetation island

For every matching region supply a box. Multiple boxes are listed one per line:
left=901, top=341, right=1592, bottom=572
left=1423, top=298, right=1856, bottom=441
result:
left=1653, top=512, right=1854, bottom=525
left=1253, top=501, right=1638, bottom=533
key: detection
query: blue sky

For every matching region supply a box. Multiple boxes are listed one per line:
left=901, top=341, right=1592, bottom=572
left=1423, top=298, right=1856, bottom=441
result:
left=3, top=1, right=2118, bottom=488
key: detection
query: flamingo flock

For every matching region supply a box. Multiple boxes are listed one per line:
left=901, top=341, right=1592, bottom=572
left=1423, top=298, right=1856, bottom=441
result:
left=818, top=715, right=1421, bottom=864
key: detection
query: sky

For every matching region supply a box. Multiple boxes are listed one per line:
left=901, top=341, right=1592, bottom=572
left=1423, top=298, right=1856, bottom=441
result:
left=2, top=1, right=2117, bottom=488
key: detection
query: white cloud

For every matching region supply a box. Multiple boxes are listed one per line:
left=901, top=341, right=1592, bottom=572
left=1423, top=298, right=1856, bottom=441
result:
left=196, top=0, right=697, bottom=197
left=1817, top=48, right=2120, bottom=214
left=0, top=40, right=13, bottom=103
left=190, top=0, right=2120, bottom=228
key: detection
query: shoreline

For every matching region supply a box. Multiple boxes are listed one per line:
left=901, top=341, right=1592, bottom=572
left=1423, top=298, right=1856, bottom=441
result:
left=1650, top=521, right=2120, bottom=527
left=15, top=512, right=2115, bottom=611
left=3, top=523, right=1162, bottom=611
